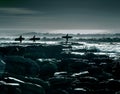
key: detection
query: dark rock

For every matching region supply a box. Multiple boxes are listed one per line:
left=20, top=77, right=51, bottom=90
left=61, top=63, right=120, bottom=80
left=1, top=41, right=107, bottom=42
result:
left=20, top=82, right=45, bottom=94
left=79, top=76, right=99, bottom=83
left=0, top=46, right=25, bottom=56
left=49, top=89, right=69, bottom=94
left=3, top=76, right=46, bottom=94
left=49, top=77, right=74, bottom=89
left=24, top=77, right=50, bottom=91
left=115, top=91, right=120, bottom=94
left=112, top=61, right=120, bottom=79
left=59, top=58, right=90, bottom=73
left=72, top=77, right=99, bottom=90
left=73, top=88, right=87, bottom=94
left=0, top=80, right=21, bottom=94
left=3, top=56, right=39, bottom=77
left=0, top=60, right=6, bottom=79
left=71, top=71, right=89, bottom=77
left=106, top=79, right=120, bottom=91
left=4, top=77, right=24, bottom=84
left=24, top=45, right=62, bottom=59
left=54, top=72, right=68, bottom=77
left=88, top=66, right=112, bottom=81
left=37, top=59, right=58, bottom=79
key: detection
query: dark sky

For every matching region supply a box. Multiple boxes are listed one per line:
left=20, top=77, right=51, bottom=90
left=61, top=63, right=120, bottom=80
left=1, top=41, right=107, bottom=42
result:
left=0, top=0, right=120, bottom=34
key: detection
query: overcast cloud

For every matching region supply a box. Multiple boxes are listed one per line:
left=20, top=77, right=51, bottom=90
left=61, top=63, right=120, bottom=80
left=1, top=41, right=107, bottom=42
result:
left=0, top=0, right=120, bottom=34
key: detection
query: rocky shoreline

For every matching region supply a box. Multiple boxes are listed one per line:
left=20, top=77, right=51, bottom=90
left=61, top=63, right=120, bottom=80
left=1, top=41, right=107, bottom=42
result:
left=0, top=45, right=120, bottom=94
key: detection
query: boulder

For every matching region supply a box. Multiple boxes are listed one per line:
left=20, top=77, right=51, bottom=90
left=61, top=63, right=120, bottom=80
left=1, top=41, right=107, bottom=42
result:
left=0, top=81, right=21, bottom=94
left=24, top=77, right=50, bottom=91
left=106, top=79, right=120, bottom=91
left=59, top=58, right=90, bottom=73
left=3, top=76, right=46, bottom=94
left=37, top=59, right=58, bottom=79
left=20, top=82, right=45, bottom=94
left=49, top=77, right=74, bottom=89
left=3, top=56, right=39, bottom=77
left=73, top=88, right=87, bottom=94
left=112, top=61, right=120, bottom=79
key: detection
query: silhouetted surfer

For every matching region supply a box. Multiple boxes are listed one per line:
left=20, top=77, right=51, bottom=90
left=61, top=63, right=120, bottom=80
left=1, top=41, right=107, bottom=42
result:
left=15, top=35, right=25, bottom=43
left=62, top=34, right=72, bottom=44
left=29, top=35, right=40, bottom=42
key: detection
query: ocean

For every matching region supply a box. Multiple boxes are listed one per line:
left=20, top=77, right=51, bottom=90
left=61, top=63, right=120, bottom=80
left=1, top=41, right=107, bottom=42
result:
left=0, top=35, right=120, bottom=60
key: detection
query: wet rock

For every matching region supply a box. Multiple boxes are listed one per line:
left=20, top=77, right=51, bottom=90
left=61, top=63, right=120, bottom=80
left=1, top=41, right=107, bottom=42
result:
left=73, top=88, right=87, bottom=94
left=84, top=52, right=97, bottom=59
left=59, top=58, right=90, bottom=73
left=0, top=81, right=21, bottom=94
left=5, top=77, right=49, bottom=94
left=54, top=72, right=68, bottom=77
left=93, top=57, right=112, bottom=64
left=37, top=59, right=58, bottom=79
left=4, top=77, right=24, bottom=84
left=115, top=91, right=120, bottom=94
left=79, top=76, right=99, bottom=83
left=49, top=77, right=74, bottom=89
left=106, top=79, right=120, bottom=91
left=20, top=82, right=45, bottom=94
left=99, top=62, right=112, bottom=72
left=0, top=60, right=6, bottom=79
left=71, top=71, right=89, bottom=77
left=88, top=66, right=112, bottom=81
left=73, top=76, right=100, bottom=90
left=0, top=44, right=119, bottom=94
left=71, top=79, right=81, bottom=88
left=24, top=77, right=50, bottom=91
left=112, top=61, right=120, bottom=79
left=93, top=89, right=113, bottom=94
left=0, top=46, right=25, bottom=56
left=3, top=56, right=39, bottom=77
left=24, top=45, right=62, bottom=59
left=68, top=61, right=90, bottom=73
left=4, top=75, right=50, bottom=92
left=3, top=76, right=46, bottom=94
left=49, top=89, right=69, bottom=94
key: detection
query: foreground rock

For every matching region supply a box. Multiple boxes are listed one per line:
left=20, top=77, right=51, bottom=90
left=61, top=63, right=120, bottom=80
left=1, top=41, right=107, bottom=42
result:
left=3, top=56, right=39, bottom=77
left=0, top=59, right=6, bottom=78
left=0, top=76, right=46, bottom=94
left=36, top=59, right=58, bottom=79
left=0, top=45, right=119, bottom=94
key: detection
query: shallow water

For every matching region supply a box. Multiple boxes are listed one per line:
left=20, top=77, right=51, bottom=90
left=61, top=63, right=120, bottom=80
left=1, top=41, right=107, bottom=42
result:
left=71, top=42, right=120, bottom=59
left=0, top=37, right=120, bottom=59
